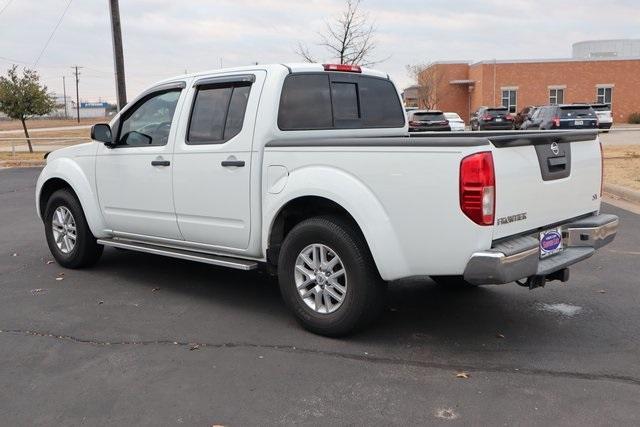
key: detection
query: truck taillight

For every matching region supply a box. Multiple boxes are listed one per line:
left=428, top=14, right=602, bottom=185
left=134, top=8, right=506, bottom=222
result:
left=599, top=141, right=604, bottom=198
left=323, top=63, right=362, bottom=73
left=460, top=152, right=495, bottom=225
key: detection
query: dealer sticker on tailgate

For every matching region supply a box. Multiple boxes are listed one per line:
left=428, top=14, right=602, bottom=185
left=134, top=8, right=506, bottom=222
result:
left=539, top=227, right=563, bottom=258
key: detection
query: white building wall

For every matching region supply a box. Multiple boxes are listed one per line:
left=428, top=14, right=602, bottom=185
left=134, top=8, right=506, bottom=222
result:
left=573, top=39, right=640, bottom=58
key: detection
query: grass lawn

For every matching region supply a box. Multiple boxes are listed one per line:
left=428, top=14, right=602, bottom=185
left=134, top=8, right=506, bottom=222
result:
left=603, top=144, right=640, bottom=191
left=0, top=152, right=46, bottom=161
left=0, top=128, right=89, bottom=149
left=0, top=117, right=106, bottom=131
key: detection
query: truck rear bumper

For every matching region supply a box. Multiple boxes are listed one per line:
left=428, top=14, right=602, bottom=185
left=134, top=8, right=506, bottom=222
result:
left=463, top=214, right=618, bottom=285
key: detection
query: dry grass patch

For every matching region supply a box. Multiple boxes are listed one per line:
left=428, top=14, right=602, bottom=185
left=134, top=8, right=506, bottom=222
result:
left=0, top=128, right=89, bottom=149
left=0, top=128, right=89, bottom=139
left=0, top=151, right=46, bottom=168
left=603, top=144, right=640, bottom=191
left=0, top=152, right=46, bottom=161
left=0, top=117, right=106, bottom=131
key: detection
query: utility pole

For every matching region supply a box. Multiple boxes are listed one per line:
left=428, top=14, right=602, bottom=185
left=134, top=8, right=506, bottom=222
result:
left=62, top=76, right=68, bottom=119
left=72, top=66, right=82, bottom=123
left=108, top=0, right=127, bottom=111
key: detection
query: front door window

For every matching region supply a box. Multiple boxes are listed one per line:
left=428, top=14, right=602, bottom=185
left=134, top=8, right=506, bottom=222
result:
left=118, top=90, right=181, bottom=147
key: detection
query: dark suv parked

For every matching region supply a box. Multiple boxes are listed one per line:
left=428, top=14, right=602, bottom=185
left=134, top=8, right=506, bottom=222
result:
left=525, top=104, right=598, bottom=130
left=470, top=106, right=514, bottom=130
left=407, top=110, right=451, bottom=132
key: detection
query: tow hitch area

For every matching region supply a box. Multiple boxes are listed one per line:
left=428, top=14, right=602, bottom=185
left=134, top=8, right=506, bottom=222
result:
left=517, top=268, right=571, bottom=290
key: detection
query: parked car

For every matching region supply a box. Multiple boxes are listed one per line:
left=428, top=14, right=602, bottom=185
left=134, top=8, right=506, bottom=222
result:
left=520, top=107, right=541, bottom=130
left=470, top=106, right=514, bottom=130
left=36, top=63, right=618, bottom=336
left=526, top=104, right=599, bottom=130
left=444, top=112, right=465, bottom=131
left=591, top=103, right=613, bottom=130
left=514, top=106, right=537, bottom=130
left=408, top=110, right=451, bottom=132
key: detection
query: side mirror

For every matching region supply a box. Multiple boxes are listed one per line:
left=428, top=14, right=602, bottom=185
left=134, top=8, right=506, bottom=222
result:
left=91, top=123, right=113, bottom=146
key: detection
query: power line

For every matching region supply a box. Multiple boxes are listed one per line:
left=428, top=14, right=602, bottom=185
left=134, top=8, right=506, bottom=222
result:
left=33, top=0, right=73, bottom=67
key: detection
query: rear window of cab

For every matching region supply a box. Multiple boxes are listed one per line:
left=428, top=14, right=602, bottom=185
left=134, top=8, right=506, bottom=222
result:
left=277, top=73, right=405, bottom=130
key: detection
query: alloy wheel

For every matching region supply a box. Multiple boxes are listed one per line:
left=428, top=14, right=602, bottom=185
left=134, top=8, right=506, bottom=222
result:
left=294, top=243, right=347, bottom=314
left=51, top=206, right=77, bottom=254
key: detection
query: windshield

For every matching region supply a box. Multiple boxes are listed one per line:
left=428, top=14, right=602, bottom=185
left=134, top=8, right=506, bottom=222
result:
left=559, top=106, right=596, bottom=119
left=412, top=112, right=446, bottom=121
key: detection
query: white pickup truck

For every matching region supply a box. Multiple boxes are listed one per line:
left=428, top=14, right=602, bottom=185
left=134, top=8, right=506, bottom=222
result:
left=36, top=63, right=618, bottom=336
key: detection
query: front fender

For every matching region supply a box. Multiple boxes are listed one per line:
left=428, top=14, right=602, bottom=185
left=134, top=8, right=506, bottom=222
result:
left=263, top=165, right=409, bottom=281
left=36, top=157, right=109, bottom=238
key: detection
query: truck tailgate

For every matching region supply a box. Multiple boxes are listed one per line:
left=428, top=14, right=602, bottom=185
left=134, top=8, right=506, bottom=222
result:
left=490, top=131, right=601, bottom=240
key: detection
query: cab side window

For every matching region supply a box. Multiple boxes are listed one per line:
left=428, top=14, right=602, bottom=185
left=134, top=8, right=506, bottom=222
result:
left=118, top=90, right=182, bottom=147
left=187, top=83, right=251, bottom=145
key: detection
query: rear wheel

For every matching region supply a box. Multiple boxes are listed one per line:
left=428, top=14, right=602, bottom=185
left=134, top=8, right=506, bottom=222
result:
left=278, top=216, right=386, bottom=336
left=44, top=189, right=103, bottom=268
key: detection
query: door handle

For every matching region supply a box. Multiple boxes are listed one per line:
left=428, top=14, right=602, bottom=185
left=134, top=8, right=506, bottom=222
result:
left=221, top=160, right=245, bottom=167
left=151, top=160, right=170, bottom=167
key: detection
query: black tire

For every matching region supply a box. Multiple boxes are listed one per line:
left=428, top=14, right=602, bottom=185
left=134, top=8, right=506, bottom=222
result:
left=44, top=189, right=103, bottom=269
left=277, top=216, right=386, bottom=337
left=430, top=275, right=478, bottom=289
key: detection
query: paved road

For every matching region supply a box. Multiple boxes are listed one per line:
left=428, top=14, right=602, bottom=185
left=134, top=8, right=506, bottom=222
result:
left=1, top=168, right=639, bottom=425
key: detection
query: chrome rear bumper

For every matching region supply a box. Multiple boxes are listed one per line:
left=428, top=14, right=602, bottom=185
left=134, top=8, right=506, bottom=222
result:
left=463, top=214, right=618, bottom=285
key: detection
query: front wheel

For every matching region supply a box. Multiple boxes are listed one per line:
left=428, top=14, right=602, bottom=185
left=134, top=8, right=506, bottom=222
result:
left=44, top=189, right=103, bottom=268
left=277, top=216, right=386, bottom=336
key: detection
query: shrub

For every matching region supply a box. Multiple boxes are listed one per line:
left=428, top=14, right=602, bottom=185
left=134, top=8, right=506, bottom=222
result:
left=629, top=112, right=640, bottom=124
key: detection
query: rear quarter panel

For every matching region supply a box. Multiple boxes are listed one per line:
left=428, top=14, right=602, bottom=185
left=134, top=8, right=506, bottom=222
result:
left=262, top=146, right=493, bottom=280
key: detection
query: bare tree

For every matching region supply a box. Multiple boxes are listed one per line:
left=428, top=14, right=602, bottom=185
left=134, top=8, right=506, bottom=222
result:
left=295, top=0, right=384, bottom=66
left=406, top=63, right=443, bottom=110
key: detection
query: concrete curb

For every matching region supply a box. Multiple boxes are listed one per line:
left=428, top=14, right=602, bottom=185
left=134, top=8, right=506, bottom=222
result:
left=604, top=183, right=640, bottom=204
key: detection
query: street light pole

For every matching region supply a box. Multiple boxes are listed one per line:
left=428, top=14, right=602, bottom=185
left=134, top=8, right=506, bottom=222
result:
left=108, top=0, right=127, bottom=111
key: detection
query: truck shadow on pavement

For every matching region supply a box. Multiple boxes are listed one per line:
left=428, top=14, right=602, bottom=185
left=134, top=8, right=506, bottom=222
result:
left=94, top=247, right=558, bottom=348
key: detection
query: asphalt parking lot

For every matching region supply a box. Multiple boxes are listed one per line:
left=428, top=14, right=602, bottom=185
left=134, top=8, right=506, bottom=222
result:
left=1, top=167, right=639, bottom=426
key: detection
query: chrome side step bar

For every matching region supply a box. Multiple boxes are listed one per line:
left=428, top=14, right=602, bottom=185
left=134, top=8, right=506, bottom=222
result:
left=97, top=238, right=258, bottom=271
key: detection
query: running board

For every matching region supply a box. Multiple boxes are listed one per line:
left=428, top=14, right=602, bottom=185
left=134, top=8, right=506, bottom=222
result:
left=97, top=239, right=258, bottom=270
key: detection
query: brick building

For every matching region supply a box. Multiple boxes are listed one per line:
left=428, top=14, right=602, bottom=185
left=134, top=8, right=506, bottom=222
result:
left=413, top=56, right=640, bottom=124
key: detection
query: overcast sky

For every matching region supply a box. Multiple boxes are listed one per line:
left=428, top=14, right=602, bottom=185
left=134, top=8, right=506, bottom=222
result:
left=0, top=0, right=638, bottom=103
